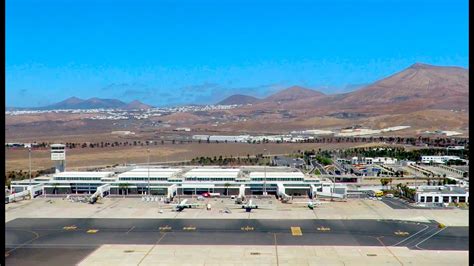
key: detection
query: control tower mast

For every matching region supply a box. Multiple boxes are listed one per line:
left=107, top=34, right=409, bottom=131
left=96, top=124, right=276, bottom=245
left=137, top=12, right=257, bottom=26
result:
left=50, top=144, right=66, bottom=173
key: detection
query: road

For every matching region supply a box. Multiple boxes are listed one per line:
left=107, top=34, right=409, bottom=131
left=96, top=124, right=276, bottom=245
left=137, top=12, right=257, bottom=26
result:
left=5, top=218, right=468, bottom=265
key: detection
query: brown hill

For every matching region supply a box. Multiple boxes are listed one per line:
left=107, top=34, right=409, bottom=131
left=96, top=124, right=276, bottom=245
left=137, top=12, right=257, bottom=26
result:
left=328, top=63, right=468, bottom=114
left=223, top=63, right=468, bottom=132
left=217, top=94, right=260, bottom=105
left=41, top=97, right=127, bottom=110
left=124, top=100, right=154, bottom=110
left=263, top=86, right=325, bottom=102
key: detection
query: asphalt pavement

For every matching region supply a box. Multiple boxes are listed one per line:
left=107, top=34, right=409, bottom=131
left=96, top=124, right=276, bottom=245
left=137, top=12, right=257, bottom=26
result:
left=5, top=218, right=468, bottom=266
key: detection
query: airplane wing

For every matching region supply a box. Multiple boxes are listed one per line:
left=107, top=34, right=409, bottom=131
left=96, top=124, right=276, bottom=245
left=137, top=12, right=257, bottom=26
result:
left=188, top=203, right=204, bottom=206
left=226, top=205, right=247, bottom=209
left=292, top=201, right=329, bottom=204
left=158, top=204, right=176, bottom=208
left=253, top=206, right=273, bottom=210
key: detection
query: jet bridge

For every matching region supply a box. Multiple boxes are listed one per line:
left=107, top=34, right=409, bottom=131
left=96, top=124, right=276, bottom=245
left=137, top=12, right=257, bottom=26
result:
left=165, top=184, right=178, bottom=203
left=310, top=184, right=318, bottom=199
left=88, top=184, right=111, bottom=204
left=309, top=184, right=345, bottom=199
left=276, top=183, right=292, bottom=203
left=235, top=184, right=246, bottom=204
left=5, top=184, right=44, bottom=204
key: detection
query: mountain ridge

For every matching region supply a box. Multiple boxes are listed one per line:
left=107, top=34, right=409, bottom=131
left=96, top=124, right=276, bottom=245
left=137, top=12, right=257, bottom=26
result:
left=217, top=94, right=260, bottom=105
left=12, top=97, right=154, bottom=110
left=8, top=63, right=467, bottom=113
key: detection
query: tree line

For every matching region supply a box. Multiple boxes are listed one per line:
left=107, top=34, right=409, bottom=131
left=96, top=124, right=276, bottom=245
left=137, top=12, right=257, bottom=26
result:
left=5, top=167, right=55, bottom=187
left=187, top=154, right=272, bottom=166
left=5, top=136, right=468, bottom=150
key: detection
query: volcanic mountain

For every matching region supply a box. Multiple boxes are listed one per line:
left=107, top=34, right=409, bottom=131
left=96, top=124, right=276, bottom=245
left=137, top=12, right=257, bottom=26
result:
left=217, top=94, right=260, bottom=105
left=322, top=63, right=469, bottom=114
left=123, top=100, right=154, bottom=110
left=220, top=63, right=468, bottom=132
left=35, top=97, right=153, bottom=110
left=262, top=86, right=325, bottom=102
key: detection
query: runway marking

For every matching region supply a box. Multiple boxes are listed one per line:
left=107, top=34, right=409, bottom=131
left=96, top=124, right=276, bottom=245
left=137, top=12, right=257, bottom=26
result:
left=125, top=226, right=135, bottom=234
left=87, top=229, right=99, bottom=234
left=291, top=227, right=302, bottom=236
left=392, top=224, right=430, bottom=246
left=183, top=226, right=196, bottom=231
left=5, top=229, right=40, bottom=257
left=241, top=226, right=254, bottom=231
left=415, top=227, right=447, bottom=250
left=159, top=225, right=172, bottom=231
left=63, top=225, right=77, bottom=230
left=317, top=226, right=331, bottom=232
left=394, top=230, right=409, bottom=236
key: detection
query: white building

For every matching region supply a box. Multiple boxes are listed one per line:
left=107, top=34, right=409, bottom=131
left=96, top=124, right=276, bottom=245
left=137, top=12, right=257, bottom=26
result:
left=208, top=135, right=250, bottom=142
left=421, top=156, right=461, bottom=164
left=290, top=129, right=334, bottom=136
left=447, top=146, right=465, bottom=150
left=373, top=157, right=398, bottom=165
left=192, top=135, right=250, bottom=142
left=249, top=172, right=305, bottom=183
left=183, top=168, right=241, bottom=182
left=45, top=171, right=114, bottom=194
left=10, top=166, right=348, bottom=198
left=415, top=186, right=469, bottom=204
left=174, top=127, right=191, bottom=132
left=192, top=135, right=210, bottom=141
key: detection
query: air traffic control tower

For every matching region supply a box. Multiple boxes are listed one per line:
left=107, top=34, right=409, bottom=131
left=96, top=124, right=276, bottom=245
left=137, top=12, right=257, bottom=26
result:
left=51, top=144, right=66, bottom=173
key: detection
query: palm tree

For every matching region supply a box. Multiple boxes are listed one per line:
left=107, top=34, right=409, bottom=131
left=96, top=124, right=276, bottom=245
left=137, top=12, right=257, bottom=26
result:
left=118, top=183, right=129, bottom=195
left=224, top=183, right=231, bottom=196
left=52, top=183, right=59, bottom=195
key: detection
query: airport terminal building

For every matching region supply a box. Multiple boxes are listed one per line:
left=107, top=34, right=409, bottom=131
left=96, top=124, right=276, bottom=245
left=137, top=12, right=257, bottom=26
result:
left=10, top=166, right=347, bottom=198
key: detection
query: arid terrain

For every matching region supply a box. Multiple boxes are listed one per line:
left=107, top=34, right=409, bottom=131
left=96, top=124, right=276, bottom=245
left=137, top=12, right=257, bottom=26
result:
left=6, top=142, right=390, bottom=172
left=5, top=63, right=469, bottom=173
left=6, top=63, right=469, bottom=143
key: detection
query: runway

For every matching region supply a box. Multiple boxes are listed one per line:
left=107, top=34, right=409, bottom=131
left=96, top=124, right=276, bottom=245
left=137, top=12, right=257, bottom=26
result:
left=5, top=218, right=468, bottom=265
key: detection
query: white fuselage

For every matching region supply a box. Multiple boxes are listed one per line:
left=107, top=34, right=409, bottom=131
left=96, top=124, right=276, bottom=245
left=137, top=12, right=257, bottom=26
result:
left=242, top=199, right=258, bottom=212
left=176, top=199, right=190, bottom=211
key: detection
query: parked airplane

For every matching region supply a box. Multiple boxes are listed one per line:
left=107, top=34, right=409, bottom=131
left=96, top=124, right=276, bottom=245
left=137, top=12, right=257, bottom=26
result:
left=240, top=199, right=272, bottom=212
left=169, top=199, right=203, bottom=212
left=241, top=199, right=258, bottom=212
left=202, top=192, right=220, bottom=198
left=292, top=200, right=328, bottom=210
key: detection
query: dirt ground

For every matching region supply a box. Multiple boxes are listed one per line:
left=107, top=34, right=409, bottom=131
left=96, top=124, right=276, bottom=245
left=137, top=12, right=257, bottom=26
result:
left=6, top=142, right=389, bottom=172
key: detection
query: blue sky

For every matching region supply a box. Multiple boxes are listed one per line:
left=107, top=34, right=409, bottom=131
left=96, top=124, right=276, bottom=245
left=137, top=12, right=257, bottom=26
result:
left=6, top=0, right=468, bottom=107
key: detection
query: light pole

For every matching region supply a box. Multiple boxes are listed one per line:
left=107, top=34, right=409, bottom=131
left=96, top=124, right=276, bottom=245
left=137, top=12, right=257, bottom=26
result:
left=28, top=147, right=32, bottom=185
left=263, top=149, right=267, bottom=196
left=147, top=149, right=151, bottom=196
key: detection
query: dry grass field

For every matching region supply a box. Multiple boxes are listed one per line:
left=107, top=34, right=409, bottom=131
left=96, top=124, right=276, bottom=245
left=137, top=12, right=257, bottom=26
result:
left=6, top=142, right=389, bottom=172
